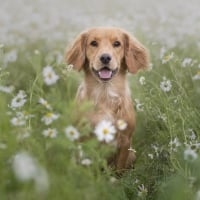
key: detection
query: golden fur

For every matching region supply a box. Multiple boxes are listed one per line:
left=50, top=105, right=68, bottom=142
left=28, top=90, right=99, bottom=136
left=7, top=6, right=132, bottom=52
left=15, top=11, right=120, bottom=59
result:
left=65, top=27, right=149, bottom=170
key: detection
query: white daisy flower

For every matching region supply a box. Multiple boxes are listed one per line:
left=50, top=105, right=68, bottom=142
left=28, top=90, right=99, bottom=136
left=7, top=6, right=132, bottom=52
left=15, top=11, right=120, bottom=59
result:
left=81, top=158, right=92, bottom=166
left=17, top=131, right=31, bottom=140
left=169, top=137, right=181, bottom=152
left=117, top=119, right=127, bottom=130
left=162, top=52, right=174, bottom=64
left=148, top=63, right=153, bottom=71
left=12, top=152, right=49, bottom=192
left=0, top=85, right=14, bottom=93
left=182, top=58, right=192, bottom=67
left=135, top=99, right=144, bottom=112
left=42, top=128, right=58, bottom=138
left=12, top=152, right=38, bottom=181
left=184, top=147, right=198, bottom=161
left=158, top=113, right=167, bottom=121
left=41, top=112, right=59, bottom=125
left=11, top=90, right=27, bottom=109
left=185, top=141, right=200, bottom=151
left=110, top=176, right=117, bottom=183
left=151, top=144, right=159, bottom=157
left=148, top=153, right=154, bottom=159
left=128, top=147, right=136, bottom=153
left=10, top=111, right=34, bottom=126
left=34, top=49, right=40, bottom=55
left=139, top=76, right=146, bottom=85
left=188, top=129, right=196, bottom=140
left=94, top=120, right=116, bottom=143
left=192, top=71, right=200, bottom=80
left=138, top=184, right=148, bottom=197
left=160, top=77, right=172, bottom=92
left=11, top=117, right=26, bottom=126
left=42, top=65, right=59, bottom=86
left=64, top=126, right=80, bottom=141
left=160, top=47, right=166, bottom=59
left=38, top=98, right=52, bottom=110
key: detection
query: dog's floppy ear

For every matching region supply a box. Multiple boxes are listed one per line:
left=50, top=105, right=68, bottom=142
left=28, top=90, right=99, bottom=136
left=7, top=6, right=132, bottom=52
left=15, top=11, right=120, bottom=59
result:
left=65, top=31, right=88, bottom=71
left=124, top=32, right=149, bottom=74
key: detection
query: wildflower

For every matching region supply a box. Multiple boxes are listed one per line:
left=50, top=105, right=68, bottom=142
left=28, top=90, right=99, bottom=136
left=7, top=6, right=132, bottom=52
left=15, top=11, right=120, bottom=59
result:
left=67, top=64, right=74, bottom=71
left=42, top=128, right=58, bottom=138
left=188, top=129, right=196, bottom=140
left=0, top=44, right=4, bottom=49
left=12, top=152, right=38, bottom=181
left=81, top=158, right=92, bottom=166
left=34, top=49, right=40, bottom=55
left=158, top=113, right=167, bottom=122
left=4, top=49, right=17, bottom=64
left=160, top=77, right=172, bottom=92
left=0, top=85, right=14, bottom=93
left=192, top=71, right=200, bottom=80
left=77, top=145, right=84, bottom=158
left=65, top=126, right=80, bottom=141
left=160, top=47, right=166, bottom=59
left=128, top=147, right=136, bottom=153
left=169, top=137, right=181, bottom=152
left=117, top=119, right=127, bottom=130
left=38, top=98, right=52, bottom=110
left=138, top=184, right=148, bottom=198
left=42, top=65, right=59, bottom=86
left=41, top=112, right=59, bottom=125
left=182, top=58, right=192, bottom=67
left=17, top=131, right=31, bottom=140
left=148, top=153, right=154, bottom=159
left=135, top=99, right=144, bottom=112
left=162, top=52, right=174, bottom=64
left=110, top=176, right=117, bottom=183
left=139, top=76, right=146, bottom=85
left=151, top=144, right=159, bottom=157
left=185, top=141, right=200, bottom=151
left=10, top=90, right=27, bottom=109
left=11, top=117, right=26, bottom=126
left=94, top=120, right=116, bottom=143
left=12, top=152, right=49, bottom=192
left=148, top=63, right=153, bottom=71
left=184, top=147, right=198, bottom=161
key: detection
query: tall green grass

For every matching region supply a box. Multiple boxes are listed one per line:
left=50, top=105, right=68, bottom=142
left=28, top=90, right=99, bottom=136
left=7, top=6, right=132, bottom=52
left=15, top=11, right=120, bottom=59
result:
left=0, top=40, right=199, bottom=200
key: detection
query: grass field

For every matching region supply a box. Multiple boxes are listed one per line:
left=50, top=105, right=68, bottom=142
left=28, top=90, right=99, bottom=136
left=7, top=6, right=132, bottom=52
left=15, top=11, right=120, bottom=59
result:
left=0, top=0, right=200, bottom=199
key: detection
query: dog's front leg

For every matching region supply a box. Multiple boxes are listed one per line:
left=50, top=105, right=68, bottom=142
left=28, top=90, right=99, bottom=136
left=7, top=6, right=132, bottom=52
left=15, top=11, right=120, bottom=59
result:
left=116, top=132, right=136, bottom=170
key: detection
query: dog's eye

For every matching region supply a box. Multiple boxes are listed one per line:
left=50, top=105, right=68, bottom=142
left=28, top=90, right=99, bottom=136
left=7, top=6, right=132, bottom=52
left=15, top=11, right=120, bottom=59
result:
left=113, top=41, right=121, bottom=47
left=90, top=41, right=98, bottom=47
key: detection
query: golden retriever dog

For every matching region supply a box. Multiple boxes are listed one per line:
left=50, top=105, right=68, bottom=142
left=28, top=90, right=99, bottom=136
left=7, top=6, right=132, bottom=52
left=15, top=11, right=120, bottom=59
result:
left=65, top=27, right=149, bottom=170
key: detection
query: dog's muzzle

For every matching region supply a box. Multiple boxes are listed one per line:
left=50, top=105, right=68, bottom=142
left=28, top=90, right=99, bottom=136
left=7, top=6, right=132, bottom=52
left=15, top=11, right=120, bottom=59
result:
left=92, top=67, right=118, bottom=81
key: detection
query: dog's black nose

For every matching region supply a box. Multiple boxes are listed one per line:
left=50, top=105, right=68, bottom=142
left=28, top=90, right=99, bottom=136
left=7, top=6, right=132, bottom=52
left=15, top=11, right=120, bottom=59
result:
left=100, top=54, right=112, bottom=64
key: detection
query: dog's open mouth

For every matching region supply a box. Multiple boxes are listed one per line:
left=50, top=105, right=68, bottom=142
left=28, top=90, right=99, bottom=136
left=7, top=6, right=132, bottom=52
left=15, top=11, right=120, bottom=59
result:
left=92, top=67, right=118, bottom=81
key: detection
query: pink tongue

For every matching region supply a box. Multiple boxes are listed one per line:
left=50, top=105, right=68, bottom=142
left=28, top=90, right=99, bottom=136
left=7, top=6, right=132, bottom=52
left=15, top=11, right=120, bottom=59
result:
left=98, top=69, right=112, bottom=79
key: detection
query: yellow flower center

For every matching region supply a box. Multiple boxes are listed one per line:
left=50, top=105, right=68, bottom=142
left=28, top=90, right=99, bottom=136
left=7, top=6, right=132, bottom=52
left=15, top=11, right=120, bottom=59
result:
left=69, top=131, right=74, bottom=136
left=48, top=73, right=52, bottom=79
left=103, top=128, right=109, bottom=135
left=197, top=71, right=200, bottom=75
left=48, top=130, right=53, bottom=136
left=163, top=55, right=170, bottom=61
left=46, top=112, right=53, bottom=118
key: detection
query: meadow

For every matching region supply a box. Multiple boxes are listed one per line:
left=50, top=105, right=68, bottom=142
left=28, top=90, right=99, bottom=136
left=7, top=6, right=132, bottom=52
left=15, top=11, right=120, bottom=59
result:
left=0, top=0, right=200, bottom=199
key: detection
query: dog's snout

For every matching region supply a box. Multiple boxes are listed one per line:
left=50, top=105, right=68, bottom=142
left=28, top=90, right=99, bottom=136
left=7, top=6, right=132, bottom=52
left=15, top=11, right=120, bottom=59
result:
left=100, top=53, right=112, bottom=64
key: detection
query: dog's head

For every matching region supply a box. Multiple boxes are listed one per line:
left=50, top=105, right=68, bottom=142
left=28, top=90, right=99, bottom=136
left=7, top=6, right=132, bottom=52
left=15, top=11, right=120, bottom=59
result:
left=65, top=27, right=149, bottom=81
